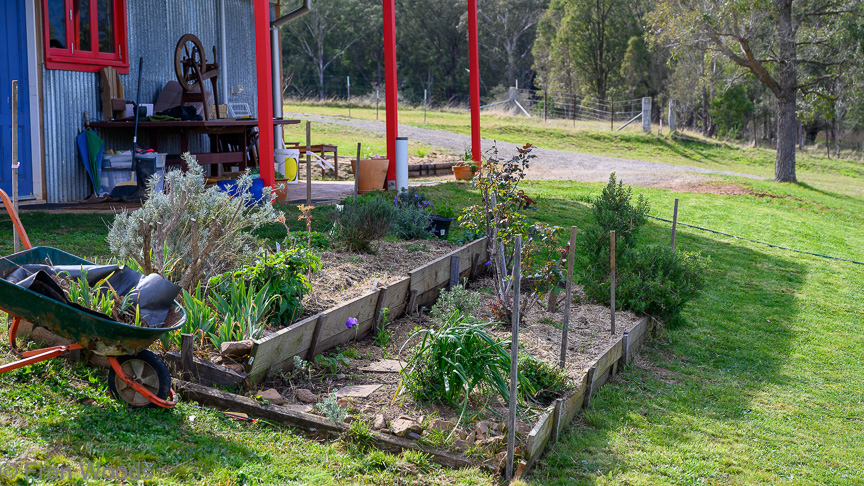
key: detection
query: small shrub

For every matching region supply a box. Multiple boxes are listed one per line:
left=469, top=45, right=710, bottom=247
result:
left=401, top=313, right=534, bottom=414
left=579, top=173, right=707, bottom=321
left=166, top=282, right=217, bottom=350
left=291, top=355, right=312, bottom=381
left=107, top=153, right=281, bottom=290
left=392, top=188, right=433, bottom=240
left=315, top=353, right=350, bottom=374
left=518, top=356, right=571, bottom=403
left=290, top=231, right=329, bottom=250
left=344, top=418, right=374, bottom=451
left=373, top=308, right=393, bottom=347
left=428, top=284, right=481, bottom=323
left=332, top=195, right=396, bottom=252
left=394, top=187, right=432, bottom=211
left=208, top=279, right=276, bottom=345
left=210, top=247, right=320, bottom=324
left=316, top=392, right=348, bottom=424
left=617, top=246, right=709, bottom=321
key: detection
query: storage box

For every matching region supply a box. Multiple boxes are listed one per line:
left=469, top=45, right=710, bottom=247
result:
left=100, top=167, right=134, bottom=194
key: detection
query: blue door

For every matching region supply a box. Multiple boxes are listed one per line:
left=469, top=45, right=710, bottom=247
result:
left=0, top=0, right=35, bottom=199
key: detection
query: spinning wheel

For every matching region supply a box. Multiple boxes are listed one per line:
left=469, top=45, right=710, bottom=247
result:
left=173, top=34, right=220, bottom=120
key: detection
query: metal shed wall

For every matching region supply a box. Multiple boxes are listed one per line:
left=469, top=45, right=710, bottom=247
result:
left=42, top=0, right=258, bottom=203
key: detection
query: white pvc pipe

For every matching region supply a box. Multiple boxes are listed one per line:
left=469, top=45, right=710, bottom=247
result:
left=395, top=137, right=408, bottom=193
left=271, top=26, right=284, bottom=149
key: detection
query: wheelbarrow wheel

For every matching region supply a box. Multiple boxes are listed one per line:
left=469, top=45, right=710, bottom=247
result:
left=107, top=350, right=171, bottom=408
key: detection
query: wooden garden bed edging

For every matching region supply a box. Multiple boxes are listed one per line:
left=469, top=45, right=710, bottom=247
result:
left=518, top=315, right=650, bottom=478
left=247, top=238, right=488, bottom=383
left=174, top=380, right=474, bottom=469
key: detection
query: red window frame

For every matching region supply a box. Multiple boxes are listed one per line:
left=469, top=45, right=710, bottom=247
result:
left=41, top=0, right=129, bottom=73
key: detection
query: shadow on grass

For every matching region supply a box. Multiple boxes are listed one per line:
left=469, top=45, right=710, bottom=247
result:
left=526, top=219, right=804, bottom=485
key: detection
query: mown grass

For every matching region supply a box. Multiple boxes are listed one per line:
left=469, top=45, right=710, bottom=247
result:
left=285, top=102, right=864, bottom=198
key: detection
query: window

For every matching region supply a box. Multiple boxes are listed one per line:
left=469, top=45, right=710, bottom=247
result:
left=42, top=0, right=129, bottom=73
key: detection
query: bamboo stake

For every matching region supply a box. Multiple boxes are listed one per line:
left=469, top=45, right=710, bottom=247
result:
left=506, top=234, right=522, bottom=480
left=560, top=226, right=577, bottom=368
left=610, top=230, right=616, bottom=335
left=671, top=198, right=679, bottom=250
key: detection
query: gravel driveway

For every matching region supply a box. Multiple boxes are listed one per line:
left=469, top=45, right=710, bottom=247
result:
left=286, top=112, right=762, bottom=187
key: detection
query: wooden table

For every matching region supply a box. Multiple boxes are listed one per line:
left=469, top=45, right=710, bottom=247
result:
left=285, top=143, right=340, bottom=179
left=90, top=119, right=300, bottom=169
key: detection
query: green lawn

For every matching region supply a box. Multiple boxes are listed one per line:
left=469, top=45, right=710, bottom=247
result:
left=2, top=142, right=864, bottom=483
left=286, top=102, right=864, bottom=198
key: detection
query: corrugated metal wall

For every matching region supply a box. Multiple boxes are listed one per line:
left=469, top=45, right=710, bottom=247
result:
left=42, top=0, right=258, bottom=203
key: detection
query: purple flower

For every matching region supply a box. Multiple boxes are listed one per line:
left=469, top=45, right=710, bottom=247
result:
left=485, top=260, right=492, bottom=266
left=346, top=317, right=358, bottom=329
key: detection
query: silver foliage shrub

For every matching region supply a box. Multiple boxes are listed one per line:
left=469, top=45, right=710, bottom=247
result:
left=107, top=153, right=281, bottom=290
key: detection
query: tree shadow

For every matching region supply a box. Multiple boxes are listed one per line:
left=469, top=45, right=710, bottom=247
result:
left=526, top=219, right=805, bottom=485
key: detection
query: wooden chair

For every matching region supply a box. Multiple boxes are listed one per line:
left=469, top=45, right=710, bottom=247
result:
left=285, top=142, right=339, bottom=180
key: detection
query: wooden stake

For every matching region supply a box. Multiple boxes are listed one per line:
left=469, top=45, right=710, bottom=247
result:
left=506, top=235, right=522, bottom=480
left=354, top=143, right=361, bottom=199
left=551, top=398, right=563, bottom=443
left=610, top=230, right=616, bottom=336
left=449, top=255, right=461, bottom=290
left=181, top=333, right=194, bottom=382
left=11, top=81, right=19, bottom=253
left=306, top=314, right=327, bottom=361
left=560, top=226, right=577, bottom=368
left=305, top=122, right=312, bottom=205
left=671, top=198, right=679, bottom=250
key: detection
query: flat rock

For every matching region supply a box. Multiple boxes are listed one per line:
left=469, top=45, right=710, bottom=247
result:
left=373, top=414, right=387, bottom=429
left=453, top=439, right=470, bottom=451
left=429, top=418, right=455, bottom=434
left=359, top=359, right=406, bottom=373
left=335, top=384, right=382, bottom=398
left=337, top=398, right=350, bottom=409
left=294, top=388, right=318, bottom=403
left=258, top=389, right=283, bottom=405
left=282, top=404, right=313, bottom=413
left=224, top=363, right=245, bottom=373
left=390, top=417, right=422, bottom=437
left=220, top=340, right=253, bottom=357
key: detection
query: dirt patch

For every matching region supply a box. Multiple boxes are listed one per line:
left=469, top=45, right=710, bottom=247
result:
left=658, top=181, right=806, bottom=201
left=302, top=239, right=455, bottom=315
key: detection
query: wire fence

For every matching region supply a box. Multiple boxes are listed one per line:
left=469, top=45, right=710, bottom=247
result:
left=511, top=89, right=643, bottom=125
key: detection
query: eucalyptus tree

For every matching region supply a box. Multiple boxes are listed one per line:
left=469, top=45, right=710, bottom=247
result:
left=647, top=0, right=863, bottom=182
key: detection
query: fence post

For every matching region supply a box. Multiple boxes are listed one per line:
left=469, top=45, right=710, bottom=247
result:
left=543, top=87, right=548, bottom=122
left=671, top=198, right=679, bottom=250
left=376, top=90, right=380, bottom=120
left=642, top=97, right=652, bottom=133
left=610, top=101, right=614, bottom=131
left=506, top=235, right=522, bottom=480
left=560, top=226, right=577, bottom=368
left=305, top=121, right=312, bottom=205
left=424, top=89, right=427, bottom=123
left=668, top=99, right=677, bottom=131
left=573, top=93, right=577, bottom=127
left=347, top=76, right=351, bottom=118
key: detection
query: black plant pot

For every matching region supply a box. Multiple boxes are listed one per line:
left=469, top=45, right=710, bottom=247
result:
left=429, top=216, right=454, bottom=239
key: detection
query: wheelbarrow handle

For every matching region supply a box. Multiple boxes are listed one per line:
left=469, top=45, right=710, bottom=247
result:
left=0, top=189, right=31, bottom=250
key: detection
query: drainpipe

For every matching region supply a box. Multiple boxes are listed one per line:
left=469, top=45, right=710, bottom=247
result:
left=219, top=0, right=229, bottom=104
left=270, top=1, right=312, bottom=151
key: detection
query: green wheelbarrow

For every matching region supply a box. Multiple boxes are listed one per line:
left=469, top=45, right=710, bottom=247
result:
left=0, top=190, right=185, bottom=409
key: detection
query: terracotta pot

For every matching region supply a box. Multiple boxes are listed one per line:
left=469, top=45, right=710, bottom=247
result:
left=273, top=178, right=289, bottom=202
left=452, top=165, right=474, bottom=181
left=350, top=158, right=390, bottom=193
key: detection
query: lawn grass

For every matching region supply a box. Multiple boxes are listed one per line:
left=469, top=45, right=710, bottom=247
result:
left=2, top=172, right=864, bottom=484
left=286, top=102, right=864, bottom=198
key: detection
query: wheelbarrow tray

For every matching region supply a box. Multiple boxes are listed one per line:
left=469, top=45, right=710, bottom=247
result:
left=0, top=246, right=185, bottom=356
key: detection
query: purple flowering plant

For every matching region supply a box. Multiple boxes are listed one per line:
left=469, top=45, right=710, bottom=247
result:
left=346, top=317, right=358, bottom=328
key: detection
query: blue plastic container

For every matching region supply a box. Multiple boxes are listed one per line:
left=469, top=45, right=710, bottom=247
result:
left=216, top=178, right=267, bottom=205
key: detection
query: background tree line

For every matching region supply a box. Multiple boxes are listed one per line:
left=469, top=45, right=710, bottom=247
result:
left=281, top=0, right=864, bottom=179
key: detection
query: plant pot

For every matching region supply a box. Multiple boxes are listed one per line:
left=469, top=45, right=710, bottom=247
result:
left=429, top=216, right=454, bottom=239
left=351, top=158, right=390, bottom=194
left=452, top=165, right=474, bottom=181
left=273, top=178, right=289, bottom=202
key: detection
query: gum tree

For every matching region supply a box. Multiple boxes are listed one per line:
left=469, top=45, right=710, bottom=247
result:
left=647, top=0, right=862, bottom=183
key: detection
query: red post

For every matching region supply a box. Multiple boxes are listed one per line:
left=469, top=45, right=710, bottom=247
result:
left=254, top=0, right=275, bottom=188
left=468, top=0, right=481, bottom=162
left=383, top=0, right=399, bottom=185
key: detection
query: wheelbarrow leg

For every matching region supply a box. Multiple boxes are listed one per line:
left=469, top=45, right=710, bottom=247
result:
left=0, top=342, right=83, bottom=374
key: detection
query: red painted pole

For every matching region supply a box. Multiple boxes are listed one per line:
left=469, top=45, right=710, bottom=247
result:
left=468, top=0, right=481, bottom=162
left=383, top=0, right=399, bottom=186
left=254, top=0, right=275, bottom=188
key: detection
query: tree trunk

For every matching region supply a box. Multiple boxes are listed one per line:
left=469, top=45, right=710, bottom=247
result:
left=775, top=93, right=797, bottom=182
